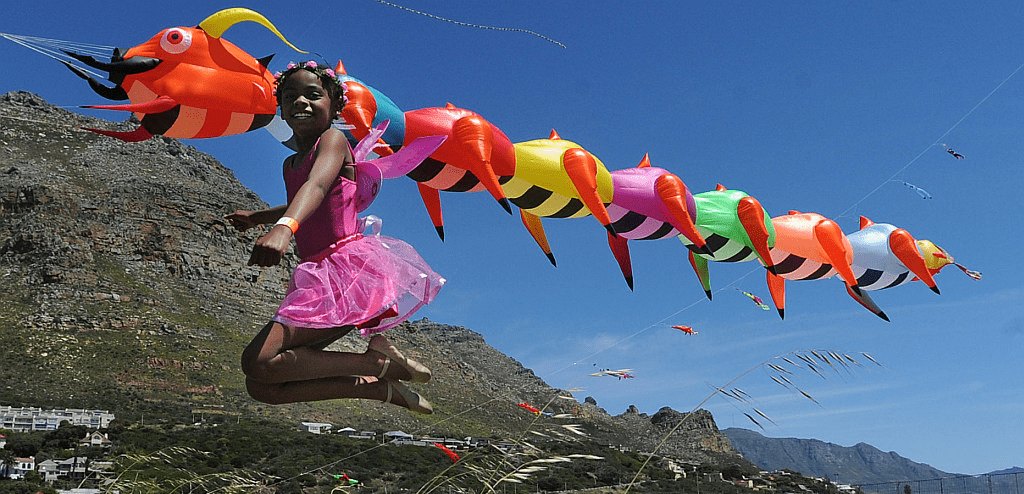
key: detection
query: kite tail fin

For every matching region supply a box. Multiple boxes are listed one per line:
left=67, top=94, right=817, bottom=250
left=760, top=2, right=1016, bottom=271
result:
left=688, top=250, right=712, bottom=300
left=417, top=183, right=445, bottom=241
left=607, top=230, right=633, bottom=290
left=765, top=271, right=786, bottom=320
left=520, top=210, right=556, bottom=266
left=845, top=284, right=889, bottom=321
left=83, top=125, right=153, bottom=142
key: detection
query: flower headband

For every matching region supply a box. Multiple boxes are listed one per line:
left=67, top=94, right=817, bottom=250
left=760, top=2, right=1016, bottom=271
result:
left=274, top=61, right=336, bottom=80
left=273, top=61, right=347, bottom=103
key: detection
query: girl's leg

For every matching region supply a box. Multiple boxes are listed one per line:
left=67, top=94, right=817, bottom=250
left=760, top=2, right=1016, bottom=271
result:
left=245, top=375, right=431, bottom=414
left=241, top=321, right=413, bottom=384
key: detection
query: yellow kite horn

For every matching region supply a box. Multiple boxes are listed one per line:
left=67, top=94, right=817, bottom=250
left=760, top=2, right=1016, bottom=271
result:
left=199, top=7, right=307, bottom=53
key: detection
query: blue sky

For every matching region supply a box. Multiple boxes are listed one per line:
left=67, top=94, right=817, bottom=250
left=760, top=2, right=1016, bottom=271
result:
left=3, top=0, right=1022, bottom=476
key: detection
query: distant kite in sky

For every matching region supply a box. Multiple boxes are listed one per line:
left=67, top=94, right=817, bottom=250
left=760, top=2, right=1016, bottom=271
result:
left=589, top=369, right=635, bottom=380
left=901, top=181, right=933, bottom=199
left=672, top=325, right=698, bottom=335
left=368, top=0, right=567, bottom=48
left=737, top=288, right=771, bottom=311
left=946, top=148, right=966, bottom=159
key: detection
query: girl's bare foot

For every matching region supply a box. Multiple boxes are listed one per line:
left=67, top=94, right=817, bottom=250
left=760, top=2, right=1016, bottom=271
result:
left=384, top=380, right=433, bottom=414
left=368, top=335, right=432, bottom=383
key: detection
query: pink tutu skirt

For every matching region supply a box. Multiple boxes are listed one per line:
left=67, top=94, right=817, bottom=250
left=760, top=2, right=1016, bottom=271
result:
left=273, top=233, right=445, bottom=336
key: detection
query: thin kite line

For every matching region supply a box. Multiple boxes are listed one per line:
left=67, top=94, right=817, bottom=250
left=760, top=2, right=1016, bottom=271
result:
left=368, top=0, right=566, bottom=48
left=836, top=59, right=1024, bottom=220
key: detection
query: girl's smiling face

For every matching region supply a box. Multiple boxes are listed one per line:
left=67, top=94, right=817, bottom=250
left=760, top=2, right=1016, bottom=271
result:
left=278, top=69, right=337, bottom=138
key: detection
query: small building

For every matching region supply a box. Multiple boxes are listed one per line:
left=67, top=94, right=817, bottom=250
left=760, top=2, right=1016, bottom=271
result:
left=335, top=427, right=357, bottom=436
left=39, top=457, right=109, bottom=482
left=464, top=436, right=492, bottom=448
left=300, top=422, right=333, bottom=434
left=0, top=406, right=114, bottom=431
left=384, top=431, right=414, bottom=441
left=10, top=456, right=35, bottom=480
left=80, top=430, right=113, bottom=448
left=350, top=430, right=378, bottom=440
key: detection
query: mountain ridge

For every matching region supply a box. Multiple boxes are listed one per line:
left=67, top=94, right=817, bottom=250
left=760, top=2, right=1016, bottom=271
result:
left=723, top=427, right=957, bottom=484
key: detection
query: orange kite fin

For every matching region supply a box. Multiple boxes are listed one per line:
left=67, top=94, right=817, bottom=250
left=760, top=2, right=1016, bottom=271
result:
left=452, top=114, right=511, bottom=214
left=520, top=210, right=556, bottom=266
left=765, top=270, right=786, bottom=320
left=655, top=174, right=709, bottom=255
left=813, top=218, right=858, bottom=291
left=416, top=182, right=445, bottom=241
left=562, top=148, right=614, bottom=234
left=736, top=195, right=775, bottom=274
left=889, top=228, right=939, bottom=294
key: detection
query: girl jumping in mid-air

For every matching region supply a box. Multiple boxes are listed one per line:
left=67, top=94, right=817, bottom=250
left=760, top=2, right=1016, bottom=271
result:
left=226, top=61, right=444, bottom=414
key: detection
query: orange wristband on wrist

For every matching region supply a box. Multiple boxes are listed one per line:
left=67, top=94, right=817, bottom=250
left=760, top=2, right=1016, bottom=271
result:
left=274, top=216, right=299, bottom=234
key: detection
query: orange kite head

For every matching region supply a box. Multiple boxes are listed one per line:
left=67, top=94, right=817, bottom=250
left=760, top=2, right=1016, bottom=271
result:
left=62, top=8, right=303, bottom=140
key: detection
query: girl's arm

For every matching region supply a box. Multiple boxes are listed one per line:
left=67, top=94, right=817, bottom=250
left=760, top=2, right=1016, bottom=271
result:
left=248, top=129, right=354, bottom=267
left=225, top=205, right=288, bottom=232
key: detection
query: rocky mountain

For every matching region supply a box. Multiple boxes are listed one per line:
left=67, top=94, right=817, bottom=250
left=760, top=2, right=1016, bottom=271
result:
left=722, top=428, right=954, bottom=484
left=0, top=90, right=745, bottom=467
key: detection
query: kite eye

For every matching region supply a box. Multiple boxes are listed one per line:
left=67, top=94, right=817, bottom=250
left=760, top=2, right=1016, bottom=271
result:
left=160, top=28, right=192, bottom=54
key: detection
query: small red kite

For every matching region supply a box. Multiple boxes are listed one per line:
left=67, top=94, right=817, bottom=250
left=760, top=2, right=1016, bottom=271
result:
left=672, top=325, right=698, bottom=335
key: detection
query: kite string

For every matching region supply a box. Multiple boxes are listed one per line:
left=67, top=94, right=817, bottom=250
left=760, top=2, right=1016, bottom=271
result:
left=367, top=0, right=566, bottom=48
left=0, top=33, right=114, bottom=79
left=836, top=59, right=1024, bottom=220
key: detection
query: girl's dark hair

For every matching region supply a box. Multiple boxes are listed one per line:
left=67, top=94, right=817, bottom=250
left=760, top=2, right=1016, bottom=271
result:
left=274, top=61, right=347, bottom=108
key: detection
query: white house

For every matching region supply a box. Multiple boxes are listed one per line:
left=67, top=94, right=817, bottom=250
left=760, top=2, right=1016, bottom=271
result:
left=10, top=456, right=35, bottom=480
left=384, top=431, right=414, bottom=441
left=300, top=422, right=333, bottom=434
left=37, top=457, right=92, bottom=482
left=0, top=407, right=114, bottom=431
left=79, top=430, right=112, bottom=448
